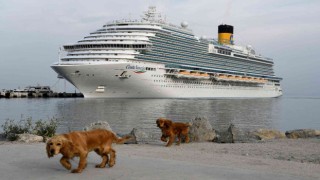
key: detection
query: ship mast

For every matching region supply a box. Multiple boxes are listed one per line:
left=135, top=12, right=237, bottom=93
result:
left=142, top=6, right=165, bottom=23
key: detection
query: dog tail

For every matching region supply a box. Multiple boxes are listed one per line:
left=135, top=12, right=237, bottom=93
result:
left=113, top=134, right=132, bottom=144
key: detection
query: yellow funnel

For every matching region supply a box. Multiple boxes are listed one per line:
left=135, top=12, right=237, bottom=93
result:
left=218, top=24, right=234, bottom=45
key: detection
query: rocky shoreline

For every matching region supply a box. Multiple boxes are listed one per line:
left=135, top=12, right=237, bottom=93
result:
left=3, top=119, right=319, bottom=144
left=2, top=117, right=320, bottom=145
left=123, top=117, right=320, bottom=144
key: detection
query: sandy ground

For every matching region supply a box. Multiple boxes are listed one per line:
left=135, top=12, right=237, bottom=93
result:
left=0, top=139, right=319, bottom=180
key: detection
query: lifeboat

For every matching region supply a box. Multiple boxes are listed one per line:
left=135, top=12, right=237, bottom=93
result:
left=214, top=74, right=268, bottom=84
left=174, top=70, right=211, bottom=79
left=174, top=70, right=191, bottom=78
left=199, top=72, right=210, bottom=79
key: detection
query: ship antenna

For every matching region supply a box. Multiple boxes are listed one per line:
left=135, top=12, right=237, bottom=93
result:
left=142, top=6, right=164, bottom=23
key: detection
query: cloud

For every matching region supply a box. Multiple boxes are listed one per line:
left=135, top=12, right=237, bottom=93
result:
left=0, top=0, right=319, bottom=96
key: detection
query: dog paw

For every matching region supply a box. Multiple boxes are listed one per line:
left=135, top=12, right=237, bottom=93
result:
left=95, top=164, right=106, bottom=168
left=109, top=161, right=115, bottom=167
left=71, top=169, right=82, bottom=173
left=62, top=164, right=72, bottom=170
left=160, top=138, right=167, bottom=142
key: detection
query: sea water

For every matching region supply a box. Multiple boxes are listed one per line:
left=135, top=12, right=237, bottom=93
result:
left=0, top=97, right=319, bottom=135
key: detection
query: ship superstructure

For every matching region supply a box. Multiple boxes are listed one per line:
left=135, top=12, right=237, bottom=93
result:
left=51, top=6, right=282, bottom=98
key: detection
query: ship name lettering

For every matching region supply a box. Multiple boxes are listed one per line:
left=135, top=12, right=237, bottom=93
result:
left=126, top=65, right=145, bottom=70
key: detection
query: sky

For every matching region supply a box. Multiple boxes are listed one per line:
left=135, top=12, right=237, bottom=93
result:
left=0, top=0, right=319, bottom=97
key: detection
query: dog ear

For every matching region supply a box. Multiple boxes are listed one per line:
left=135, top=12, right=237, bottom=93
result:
left=61, top=138, right=74, bottom=152
left=46, top=140, right=53, bottom=158
left=164, top=120, right=172, bottom=128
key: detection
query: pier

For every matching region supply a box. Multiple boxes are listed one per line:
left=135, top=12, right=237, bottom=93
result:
left=0, top=86, right=83, bottom=98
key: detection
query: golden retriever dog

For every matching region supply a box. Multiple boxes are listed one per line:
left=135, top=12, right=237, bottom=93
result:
left=156, top=118, right=190, bottom=147
left=46, top=129, right=131, bottom=173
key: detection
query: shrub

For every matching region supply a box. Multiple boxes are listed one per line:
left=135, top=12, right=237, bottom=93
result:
left=1, top=117, right=58, bottom=141
left=1, top=118, right=33, bottom=141
left=33, top=118, right=58, bottom=137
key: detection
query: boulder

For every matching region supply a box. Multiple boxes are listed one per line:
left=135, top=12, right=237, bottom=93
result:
left=214, top=124, right=261, bottom=143
left=214, top=125, right=234, bottom=143
left=124, top=128, right=150, bottom=144
left=250, top=129, right=286, bottom=140
left=189, top=117, right=216, bottom=142
left=285, top=129, right=320, bottom=139
left=16, top=133, right=44, bottom=143
left=84, top=121, right=113, bottom=131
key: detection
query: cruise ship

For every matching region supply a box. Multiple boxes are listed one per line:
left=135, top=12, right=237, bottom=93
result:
left=51, top=7, right=282, bottom=98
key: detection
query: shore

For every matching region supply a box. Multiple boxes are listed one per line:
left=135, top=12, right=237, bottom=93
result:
left=0, top=139, right=319, bottom=180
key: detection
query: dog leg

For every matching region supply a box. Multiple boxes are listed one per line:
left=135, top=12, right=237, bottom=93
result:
left=71, top=153, right=88, bottom=173
left=176, top=134, right=181, bottom=145
left=185, top=134, right=190, bottom=143
left=108, top=148, right=116, bottom=167
left=96, top=154, right=109, bottom=168
left=95, top=148, right=109, bottom=168
left=160, top=135, right=167, bottom=142
left=60, top=156, right=72, bottom=170
left=166, top=135, right=175, bottom=147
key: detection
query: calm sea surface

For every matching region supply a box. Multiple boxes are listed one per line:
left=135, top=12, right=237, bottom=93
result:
left=0, top=97, right=319, bottom=135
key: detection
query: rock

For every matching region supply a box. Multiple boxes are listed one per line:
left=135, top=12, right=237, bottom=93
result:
left=124, top=128, right=150, bottom=144
left=214, top=128, right=233, bottom=143
left=214, top=124, right=261, bottom=143
left=189, top=117, right=216, bottom=142
left=285, top=129, right=320, bottom=139
left=16, top=133, right=44, bottom=143
left=84, top=121, right=113, bottom=131
left=214, top=124, right=238, bottom=143
left=230, top=124, right=260, bottom=143
left=251, top=129, right=286, bottom=140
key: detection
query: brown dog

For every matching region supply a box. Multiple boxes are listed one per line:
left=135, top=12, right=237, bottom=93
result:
left=46, top=129, right=130, bottom=173
left=156, top=118, right=190, bottom=147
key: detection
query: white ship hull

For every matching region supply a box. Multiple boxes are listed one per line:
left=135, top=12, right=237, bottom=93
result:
left=51, top=61, right=282, bottom=98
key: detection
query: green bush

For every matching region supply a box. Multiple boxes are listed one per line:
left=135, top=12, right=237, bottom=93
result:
left=33, top=118, right=58, bottom=137
left=2, top=118, right=33, bottom=141
left=1, top=117, right=58, bottom=141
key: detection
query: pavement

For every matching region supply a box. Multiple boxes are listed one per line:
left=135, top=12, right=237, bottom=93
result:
left=0, top=142, right=319, bottom=180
